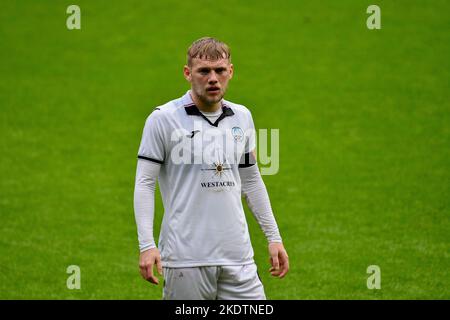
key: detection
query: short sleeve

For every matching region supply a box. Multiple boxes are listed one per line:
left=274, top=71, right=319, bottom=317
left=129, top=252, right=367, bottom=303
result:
left=137, top=110, right=166, bottom=164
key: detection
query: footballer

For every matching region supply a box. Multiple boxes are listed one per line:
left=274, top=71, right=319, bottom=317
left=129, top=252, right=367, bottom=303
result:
left=134, top=37, right=289, bottom=300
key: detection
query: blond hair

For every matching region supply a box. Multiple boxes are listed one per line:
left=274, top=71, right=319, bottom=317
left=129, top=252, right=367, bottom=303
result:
left=187, top=37, right=231, bottom=66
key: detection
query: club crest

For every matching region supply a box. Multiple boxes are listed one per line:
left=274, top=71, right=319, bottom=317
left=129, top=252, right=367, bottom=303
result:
left=231, top=127, right=244, bottom=142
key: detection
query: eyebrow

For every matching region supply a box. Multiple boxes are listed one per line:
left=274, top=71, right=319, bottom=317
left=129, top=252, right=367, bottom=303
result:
left=197, top=67, right=227, bottom=72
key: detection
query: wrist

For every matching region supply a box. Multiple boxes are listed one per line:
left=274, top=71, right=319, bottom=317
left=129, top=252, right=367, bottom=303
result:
left=140, top=244, right=157, bottom=253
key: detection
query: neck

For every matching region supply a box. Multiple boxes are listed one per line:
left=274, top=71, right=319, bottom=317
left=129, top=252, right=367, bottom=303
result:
left=190, top=91, right=221, bottom=113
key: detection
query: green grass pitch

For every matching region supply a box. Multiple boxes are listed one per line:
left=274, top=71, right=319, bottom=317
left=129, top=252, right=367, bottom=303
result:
left=0, top=0, right=448, bottom=299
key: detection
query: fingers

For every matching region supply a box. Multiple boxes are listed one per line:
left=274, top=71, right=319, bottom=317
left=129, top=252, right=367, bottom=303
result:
left=139, top=249, right=163, bottom=285
left=269, top=252, right=280, bottom=276
left=278, top=252, right=289, bottom=278
left=156, top=255, right=163, bottom=276
left=269, top=265, right=282, bottom=277
left=271, top=254, right=280, bottom=271
left=147, top=265, right=159, bottom=284
left=139, top=260, right=159, bottom=285
left=269, top=249, right=289, bottom=278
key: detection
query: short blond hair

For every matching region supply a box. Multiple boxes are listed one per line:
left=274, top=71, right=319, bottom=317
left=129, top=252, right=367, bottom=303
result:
left=187, top=37, right=231, bottom=66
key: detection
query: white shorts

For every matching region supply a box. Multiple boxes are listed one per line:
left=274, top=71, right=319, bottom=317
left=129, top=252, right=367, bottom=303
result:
left=162, top=263, right=266, bottom=300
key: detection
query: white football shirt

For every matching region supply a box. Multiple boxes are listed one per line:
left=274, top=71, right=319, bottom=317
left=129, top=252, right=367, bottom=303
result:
left=137, top=90, right=257, bottom=268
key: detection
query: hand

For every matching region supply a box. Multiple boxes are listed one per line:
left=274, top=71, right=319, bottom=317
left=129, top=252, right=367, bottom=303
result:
left=139, top=248, right=163, bottom=285
left=268, top=242, right=289, bottom=278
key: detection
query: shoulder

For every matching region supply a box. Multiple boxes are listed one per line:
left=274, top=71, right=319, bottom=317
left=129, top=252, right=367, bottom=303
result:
left=144, top=96, right=186, bottom=123
left=223, top=99, right=253, bottom=118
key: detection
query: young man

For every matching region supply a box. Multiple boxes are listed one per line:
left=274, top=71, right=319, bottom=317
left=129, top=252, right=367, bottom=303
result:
left=134, top=37, right=289, bottom=300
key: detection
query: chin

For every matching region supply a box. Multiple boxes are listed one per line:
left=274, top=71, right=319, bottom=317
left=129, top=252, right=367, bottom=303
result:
left=202, top=95, right=222, bottom=104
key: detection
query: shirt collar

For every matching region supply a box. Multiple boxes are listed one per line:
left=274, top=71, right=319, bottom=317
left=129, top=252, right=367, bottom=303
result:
left=182, top=90, right=234, bottom=114
left=182, top=90, right=235, bottom=126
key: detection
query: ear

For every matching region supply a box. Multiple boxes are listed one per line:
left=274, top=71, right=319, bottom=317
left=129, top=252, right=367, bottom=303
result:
left=229, top=63, right=234, bottom=79
left=183, top=65, right=192, bottom=82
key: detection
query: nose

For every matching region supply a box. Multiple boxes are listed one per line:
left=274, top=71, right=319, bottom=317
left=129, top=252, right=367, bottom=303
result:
left=208, top=71, right=218, bottom=84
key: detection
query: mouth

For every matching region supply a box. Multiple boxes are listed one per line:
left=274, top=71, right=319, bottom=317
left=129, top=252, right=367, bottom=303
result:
left=206, top=87, right=220, bottom=94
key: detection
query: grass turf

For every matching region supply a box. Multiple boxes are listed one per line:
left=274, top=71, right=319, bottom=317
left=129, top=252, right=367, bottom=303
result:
left=0, top=0, right=449, bottom=299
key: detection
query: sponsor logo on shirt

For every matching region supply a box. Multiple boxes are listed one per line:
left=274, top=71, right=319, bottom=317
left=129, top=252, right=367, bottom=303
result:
left=200, top=161, right=235, bottom=191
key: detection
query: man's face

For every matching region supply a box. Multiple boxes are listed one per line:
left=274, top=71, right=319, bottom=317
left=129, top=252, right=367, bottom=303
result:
left=184, top=58, right=233, bottom=107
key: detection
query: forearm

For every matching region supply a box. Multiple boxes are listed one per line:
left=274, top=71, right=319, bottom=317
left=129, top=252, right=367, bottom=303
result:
left=239, top=164, right=282, bottom=243
left=133, top=159, right=161, bottom=252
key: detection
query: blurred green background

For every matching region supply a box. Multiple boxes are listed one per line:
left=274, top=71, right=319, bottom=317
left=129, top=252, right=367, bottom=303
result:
left=0, top=0, right=449, bottom=299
